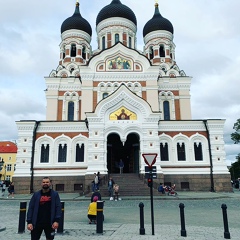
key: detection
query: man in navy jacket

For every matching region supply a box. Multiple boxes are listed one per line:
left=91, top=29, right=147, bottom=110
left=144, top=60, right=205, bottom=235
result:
left=27, top=177, right=61, bottom=240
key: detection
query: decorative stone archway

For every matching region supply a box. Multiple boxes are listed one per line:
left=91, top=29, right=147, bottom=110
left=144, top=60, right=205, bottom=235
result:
left=107, top=133, right=140, bottom=174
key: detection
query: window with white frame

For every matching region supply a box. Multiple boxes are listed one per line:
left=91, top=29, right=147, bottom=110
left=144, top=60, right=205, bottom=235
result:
left=6, top=164, right=12, bottom=171
left=40, top=144, right=50, bottom=163
left=58, top=144, right=67, bottom=162
left=68, top=101, right=74, bottom=121
left=76, top=143, right=84, bottom=162
left=163, top=101, right=170, bottom=120
left=160, top=143, right=169, bottom=161
left=177, top=142, right=186, bottom=161
left=70, top=44, right=76, bottom=57
left=6, top=175, right=11, bottom=181
left=194, top=142, right=203, bottom=161
left=102, top=36, right=106, bottom=50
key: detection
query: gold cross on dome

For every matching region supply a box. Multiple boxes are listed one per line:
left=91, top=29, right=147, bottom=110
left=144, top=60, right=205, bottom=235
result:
left=155, top=0, right=159, bottom=4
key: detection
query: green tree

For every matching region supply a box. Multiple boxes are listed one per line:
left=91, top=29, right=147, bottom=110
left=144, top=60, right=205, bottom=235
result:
left=231, top=118, right=240, bottom=144
left=229, top=119, right=240, bottom=181
left=229, top=154, right=240, bottom=181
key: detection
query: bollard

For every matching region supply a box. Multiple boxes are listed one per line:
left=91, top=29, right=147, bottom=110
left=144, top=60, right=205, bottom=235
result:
left=179, top=203, right=187, bottom=237
left=96, top=201, right=104, bottom=234
left=221, top=204, right=230, bottom=239
left=139, top=202, right=145, bottom=235
left=18, top=201, right=27, bottom=234
left=57, top=202, right=65, bottom=234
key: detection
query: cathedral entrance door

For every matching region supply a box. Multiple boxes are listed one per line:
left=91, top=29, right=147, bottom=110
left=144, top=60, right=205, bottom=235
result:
left=107, top=133, right=140, bottom=174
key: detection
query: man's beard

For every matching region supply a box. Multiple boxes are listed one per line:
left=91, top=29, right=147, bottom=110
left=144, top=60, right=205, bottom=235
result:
left=42, top=185, right=50, bottom=189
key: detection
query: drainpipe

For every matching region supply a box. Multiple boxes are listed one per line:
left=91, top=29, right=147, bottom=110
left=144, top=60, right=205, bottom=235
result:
left=30, top=121, right=40, bottom=194
left=203, top=120, right=215, bottom=192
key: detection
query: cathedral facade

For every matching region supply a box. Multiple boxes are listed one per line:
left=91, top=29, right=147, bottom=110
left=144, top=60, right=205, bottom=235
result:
left=14, top=0, right=230, bottom=193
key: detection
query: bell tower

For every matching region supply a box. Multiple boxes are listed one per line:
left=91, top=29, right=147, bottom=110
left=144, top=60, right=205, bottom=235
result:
left=60, top=0, right=92, bottom=65
left=143, top=1, right=175, bottom=65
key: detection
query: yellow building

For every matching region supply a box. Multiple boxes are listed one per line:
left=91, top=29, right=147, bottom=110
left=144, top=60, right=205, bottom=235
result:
left=0, top=141, right=17, bottom=183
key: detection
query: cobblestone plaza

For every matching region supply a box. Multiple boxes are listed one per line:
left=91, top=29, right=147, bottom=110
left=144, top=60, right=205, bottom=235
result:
left=1, top=191, right=240, bottom=239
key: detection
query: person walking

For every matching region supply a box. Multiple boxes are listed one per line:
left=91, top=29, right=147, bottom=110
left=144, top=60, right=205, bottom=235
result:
left=1, top=181, right=6, bottom=197
left=93, top=173, right=99, bottom=192
left=7, top=182, right=15, bottom=198
left=108, top=177, right=115, bottom=200
left=97, top=171, right=101, bottom=190
left=27, top=177, right=61, bottom=240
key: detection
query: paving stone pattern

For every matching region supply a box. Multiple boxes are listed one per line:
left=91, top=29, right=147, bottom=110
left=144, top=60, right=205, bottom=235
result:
left=1, top=190, right=240, bottom=239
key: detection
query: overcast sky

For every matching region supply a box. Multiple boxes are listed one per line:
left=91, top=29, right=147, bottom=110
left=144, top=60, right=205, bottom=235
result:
left=0, top=0, right=239, bottom=166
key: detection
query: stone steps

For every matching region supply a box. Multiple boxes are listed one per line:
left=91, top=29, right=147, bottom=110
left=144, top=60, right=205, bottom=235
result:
left=96, top=173, right=151, bottom=197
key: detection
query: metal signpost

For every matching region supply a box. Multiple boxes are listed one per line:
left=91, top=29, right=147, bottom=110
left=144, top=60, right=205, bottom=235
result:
left=142, top=153, right=157, bottom=236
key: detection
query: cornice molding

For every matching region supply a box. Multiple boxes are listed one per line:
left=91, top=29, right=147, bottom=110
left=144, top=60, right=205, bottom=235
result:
left=144, top=31, right=173, bottom=44
left=97, top=17, right=137, bottom=34
left=61, top=30, right=91, bottom=43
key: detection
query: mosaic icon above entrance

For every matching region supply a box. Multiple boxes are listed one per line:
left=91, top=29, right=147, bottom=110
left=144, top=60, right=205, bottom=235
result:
left=110, top=107, right=137, bottom=120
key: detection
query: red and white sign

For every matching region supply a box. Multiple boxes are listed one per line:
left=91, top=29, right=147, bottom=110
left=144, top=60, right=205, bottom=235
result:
left=142, top=153, right=157, bottom=167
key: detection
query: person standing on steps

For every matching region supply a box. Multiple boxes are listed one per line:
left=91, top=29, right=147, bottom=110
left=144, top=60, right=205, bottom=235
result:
left=119, top=159, right=124, bottom=174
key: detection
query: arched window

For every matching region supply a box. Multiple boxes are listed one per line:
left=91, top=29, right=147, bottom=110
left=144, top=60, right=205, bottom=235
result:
left=40, top=144, right=49, bottom=163
left=102, top=93, right=108, bottom=99
left=82, top=46, right=86, bottom=60
left=68, top=101, right=74, bottom=121
left=58, top=144, right=67, bottom=162
left=149, top=46, right=153, bottom=60
left=62, top=46, right=66, bottom=59
left=163, top=101, right=170, bottom=120
left=177, top=143, right=186, bottom=161
left=159, top=45, right=165, bottom=57
left=70, top=44, right=76, bottom=57
left=194, top=142, right=203, bottom=161
left=102, top=36, right=106, bottom=50
left=160, top=143, right=169, bottom=161
left=76, top=143, right=84, bottom=162
left=129, top=37, right=132, bottom=48
left=115, top=34, right=119, bottom=44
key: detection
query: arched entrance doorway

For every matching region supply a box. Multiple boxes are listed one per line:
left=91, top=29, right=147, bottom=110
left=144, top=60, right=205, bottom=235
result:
left=107, top=133, right=140, bottom=174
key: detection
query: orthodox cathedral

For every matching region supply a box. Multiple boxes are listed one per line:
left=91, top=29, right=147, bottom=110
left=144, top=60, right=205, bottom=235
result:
left=14, top=0, right=230, bottom=193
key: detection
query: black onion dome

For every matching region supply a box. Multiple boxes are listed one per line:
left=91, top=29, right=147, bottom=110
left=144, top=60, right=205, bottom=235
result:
left=61, top=3, right=92, bottom=36
left=143, top=3, right=173, bottom=37
left=96, top=0, right=137, bottom=26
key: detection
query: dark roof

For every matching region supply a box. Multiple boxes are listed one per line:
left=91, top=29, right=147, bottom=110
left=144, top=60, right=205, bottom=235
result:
left=61, top=3, right=92, bottom=36
left=96, top=0, right=137, bottom=26
left=143, top=4, right=173, bottom=37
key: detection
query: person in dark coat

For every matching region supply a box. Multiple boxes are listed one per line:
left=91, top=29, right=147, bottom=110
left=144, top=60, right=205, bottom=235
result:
left=108, top=177, right=115, bottom=200
left=27, top=177, right=61, bottom=240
